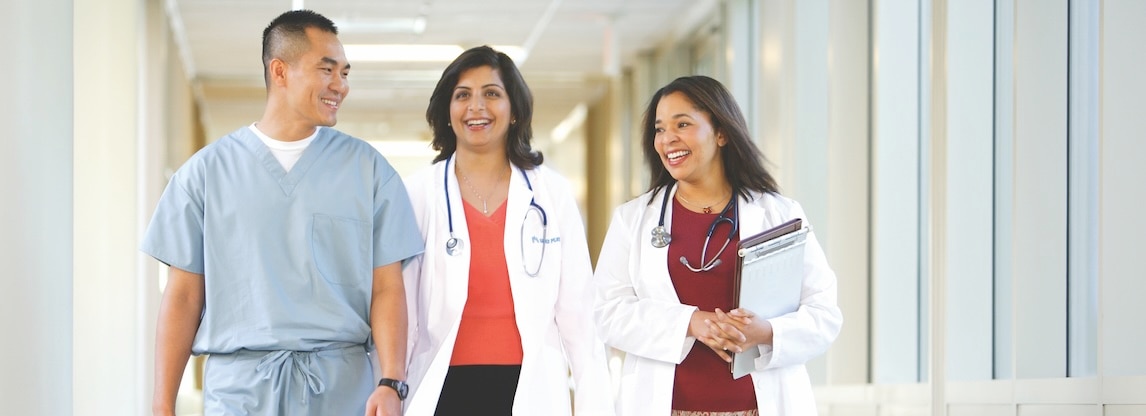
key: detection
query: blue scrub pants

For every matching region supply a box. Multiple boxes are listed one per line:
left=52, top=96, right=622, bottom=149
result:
left=203, top=344, right=374, bottom=415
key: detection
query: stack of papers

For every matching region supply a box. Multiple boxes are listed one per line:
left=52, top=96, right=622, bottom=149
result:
left=730, top=218, right=809, bottom=379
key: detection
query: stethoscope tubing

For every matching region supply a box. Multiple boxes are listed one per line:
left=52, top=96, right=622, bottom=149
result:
left=650, top=183, right=739, bottom=272
left=443, top=155, right=548, bottom=277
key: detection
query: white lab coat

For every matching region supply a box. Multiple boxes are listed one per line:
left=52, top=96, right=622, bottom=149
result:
left=402, top=159, right=614, bottom=416
left=594, top=186, right=842, bottom=416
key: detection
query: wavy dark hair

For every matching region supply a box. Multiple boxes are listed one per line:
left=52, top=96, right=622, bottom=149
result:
left=261, top=9, right=338, bottom=88
left=642, top=75, right=779, bottom=201
left=426, top=46, right=542, bottom=168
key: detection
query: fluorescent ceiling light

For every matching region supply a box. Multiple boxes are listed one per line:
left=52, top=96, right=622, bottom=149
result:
left=345, top=44, right=464, bottom=62
left=336, top=17, right=426, bottom=34
left=550, top=103, right=587, bottom=144
left=489, top=45, right=528, bottom=63
left=345, top=44, right=530, bottom=64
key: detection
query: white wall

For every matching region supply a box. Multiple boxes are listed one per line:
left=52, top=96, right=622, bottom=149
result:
left=74, top=0, right=150, bottom=413
left=826, top=0, right=871, bottom=385
left=0, top=0, right=74, bottom=414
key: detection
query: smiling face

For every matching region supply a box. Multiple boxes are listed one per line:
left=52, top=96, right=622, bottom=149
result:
left=282, top=26, right=349, bottom=128
left=449, top=65, right=512, bottom=153
left=653, top=91, right=726, bottom=185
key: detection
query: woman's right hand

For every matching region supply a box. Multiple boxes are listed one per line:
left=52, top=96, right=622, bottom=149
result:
left=688, top=310, right=735, bottom=362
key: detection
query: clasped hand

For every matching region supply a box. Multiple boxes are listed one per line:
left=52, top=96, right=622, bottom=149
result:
left=688, top=308, right=773, bottom=363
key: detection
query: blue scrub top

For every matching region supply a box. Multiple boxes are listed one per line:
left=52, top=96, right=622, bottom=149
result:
left=142, top=126, right=424, bottom=354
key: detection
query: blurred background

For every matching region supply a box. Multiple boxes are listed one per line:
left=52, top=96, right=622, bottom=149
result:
left=2, top=0, right=1145, bottom=414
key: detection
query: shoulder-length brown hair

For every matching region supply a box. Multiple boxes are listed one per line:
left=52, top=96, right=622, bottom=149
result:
left=641, top=75, right=779, bottom=200
left=425, top=45, right=542, bottom=168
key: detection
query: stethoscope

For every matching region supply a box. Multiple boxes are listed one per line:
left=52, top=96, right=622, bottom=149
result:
left=443, top=155, right=549, bottom=277
left=650, top=185, right=739, bottom=272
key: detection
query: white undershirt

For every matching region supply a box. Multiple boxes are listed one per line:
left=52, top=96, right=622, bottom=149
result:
left=249, top=123, right=318, bottom=172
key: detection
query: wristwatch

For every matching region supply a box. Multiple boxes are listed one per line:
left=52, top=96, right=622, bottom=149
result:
left=377, top=378, right=409, bottom=400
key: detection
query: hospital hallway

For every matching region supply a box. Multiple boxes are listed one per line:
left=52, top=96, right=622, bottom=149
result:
left=3, top=0, right=1146, bottom=414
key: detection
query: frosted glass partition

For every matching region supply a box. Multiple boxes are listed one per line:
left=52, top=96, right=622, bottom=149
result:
left=1100, top=0, right=1146, bottom=378
left=943, top=0, right=995, bottom=382
left=1011, top=0, right=1068, bottom=379
left=870, top=0, right=923, bottom=384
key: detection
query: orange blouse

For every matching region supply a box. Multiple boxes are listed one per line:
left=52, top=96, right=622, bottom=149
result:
left=449, top=200, right=524, bottom=366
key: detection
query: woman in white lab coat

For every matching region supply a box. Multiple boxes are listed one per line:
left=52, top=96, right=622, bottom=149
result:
left=402, top=46, right=614, bottom=416
left=594, top=76, right=842, bottom=416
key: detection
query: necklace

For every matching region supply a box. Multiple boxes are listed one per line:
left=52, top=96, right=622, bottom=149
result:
left=677, top=191, right=728, bottom=214
left=459, top=167, right=506, bottom=215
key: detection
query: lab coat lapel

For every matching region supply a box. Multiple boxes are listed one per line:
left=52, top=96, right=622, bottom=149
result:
left=505, top=167, right=544, bottom=347
left=738, top=192, right=770, bottom=239
left=439, top=159, right=470, bottom=312
left=639, top=185, right=681, bottom=304
left=504, top=167, right=530, bottom=284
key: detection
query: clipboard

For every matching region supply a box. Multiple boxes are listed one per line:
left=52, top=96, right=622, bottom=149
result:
left=729, top=218, right=808, bottom=379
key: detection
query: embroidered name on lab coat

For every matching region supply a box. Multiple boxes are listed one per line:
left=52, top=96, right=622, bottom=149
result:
left=531, top=236, right=561, bottom=244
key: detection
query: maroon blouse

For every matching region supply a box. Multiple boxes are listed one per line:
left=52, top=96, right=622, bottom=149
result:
left=667, top=197, right=756, bottom=412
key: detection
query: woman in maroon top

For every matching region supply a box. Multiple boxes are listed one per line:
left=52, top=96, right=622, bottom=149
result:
left=594, top=76, right=842, bottom=416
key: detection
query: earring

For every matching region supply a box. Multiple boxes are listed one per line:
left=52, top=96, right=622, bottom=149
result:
left=512, top=119, right=516, bottom=124
left=447, top=122, right=451, bottom=126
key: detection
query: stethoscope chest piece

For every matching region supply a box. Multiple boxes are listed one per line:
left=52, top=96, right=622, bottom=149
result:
left=649, top=187, right=675, bottom=249
left=445, top=235, right=464, bottom=256
left=650, top=226, right=671, bottom=248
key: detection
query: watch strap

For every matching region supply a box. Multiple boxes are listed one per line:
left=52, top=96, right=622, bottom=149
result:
left=377, top=377, right=408, bottom=400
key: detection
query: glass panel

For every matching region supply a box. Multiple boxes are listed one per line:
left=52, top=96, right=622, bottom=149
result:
left=1066, top=0, right=1099, bottom=378
left=993, top=0, right=1015, bottom=381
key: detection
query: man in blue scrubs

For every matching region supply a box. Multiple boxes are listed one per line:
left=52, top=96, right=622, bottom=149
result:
left=143, top=10, right=422, bottom=416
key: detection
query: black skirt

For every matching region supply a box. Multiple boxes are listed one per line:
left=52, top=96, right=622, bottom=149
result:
left=434, top=365, right=522, bottom=416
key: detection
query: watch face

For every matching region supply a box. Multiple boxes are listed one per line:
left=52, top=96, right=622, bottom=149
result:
left=381, top=378, right=408, bottom=399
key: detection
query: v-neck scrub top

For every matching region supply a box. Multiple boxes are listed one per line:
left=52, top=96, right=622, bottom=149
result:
left=141, top=126, right=424, bottom=355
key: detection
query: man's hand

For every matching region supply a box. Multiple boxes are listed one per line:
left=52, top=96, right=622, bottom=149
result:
left=368, top=263, right=407, bottom=415
left=153, top=267, right=204, bottom=416
left=364, top=385, right=402, bottom=416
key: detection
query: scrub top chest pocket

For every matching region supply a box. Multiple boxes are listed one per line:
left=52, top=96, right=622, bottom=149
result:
left=311, top=213, right=371, bottom=287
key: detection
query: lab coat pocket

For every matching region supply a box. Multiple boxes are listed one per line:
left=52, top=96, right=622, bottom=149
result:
left=312, top=213, right=371, bottom=287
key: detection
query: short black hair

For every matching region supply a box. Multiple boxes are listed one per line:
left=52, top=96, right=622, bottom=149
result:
left=641, top=75, right=779, bottom=200
left=261, top=9, right=338, bottom=87
left=425, top=46, right=543, bottom=169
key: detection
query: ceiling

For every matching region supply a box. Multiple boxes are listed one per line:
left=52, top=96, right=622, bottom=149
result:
left=170, top=0, right=709, bottom=154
